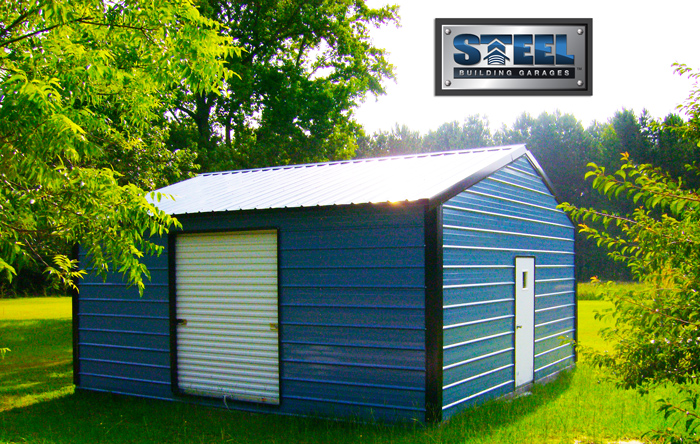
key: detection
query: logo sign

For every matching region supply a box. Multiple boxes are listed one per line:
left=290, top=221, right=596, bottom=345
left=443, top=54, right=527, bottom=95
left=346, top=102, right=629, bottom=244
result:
left=435, top=18, right=592, bottom=95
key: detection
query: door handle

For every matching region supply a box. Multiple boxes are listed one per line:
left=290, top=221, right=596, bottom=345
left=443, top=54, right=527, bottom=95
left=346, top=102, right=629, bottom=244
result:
left=177, top=319, right=188, bottom=326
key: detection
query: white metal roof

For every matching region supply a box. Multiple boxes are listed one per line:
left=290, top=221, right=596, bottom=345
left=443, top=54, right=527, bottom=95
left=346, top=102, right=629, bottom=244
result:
left=151, top=145, right=531, bottom=215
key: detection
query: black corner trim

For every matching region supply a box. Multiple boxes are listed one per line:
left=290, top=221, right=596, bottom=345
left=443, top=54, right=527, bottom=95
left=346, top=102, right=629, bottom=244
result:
left=428, top=145, right=528, bottom=209
left=424, top=205, right=444, bottom=423
left=168, top=233, right=179, bottom=394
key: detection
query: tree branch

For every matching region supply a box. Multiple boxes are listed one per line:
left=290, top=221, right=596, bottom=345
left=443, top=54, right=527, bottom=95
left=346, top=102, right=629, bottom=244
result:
left=0, top=21, right=74, bottom=48
left=0, top=7, right=41, bottom=39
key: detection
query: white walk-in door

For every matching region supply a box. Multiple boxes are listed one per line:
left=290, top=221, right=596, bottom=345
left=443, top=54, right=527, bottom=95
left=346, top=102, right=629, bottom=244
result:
left=514, top=257, right=535, bottom=387
left=175, top=230, right=279, bottom=404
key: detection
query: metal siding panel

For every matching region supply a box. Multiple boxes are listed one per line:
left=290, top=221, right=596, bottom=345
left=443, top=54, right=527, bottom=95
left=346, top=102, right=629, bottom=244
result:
left=471, top=180, right=561, bottom=209
left=283, top=226, right=424, bottom=250
left=78, top=314, right=168, bottom=333
left=443, top=300, right=513, bottom=328
left=446, top=193, right=572, bottom=227
left=490, top=166, right=553, bottom=195
left=534, top=356, right=575, bottom=380
left=283, top=380, right=425, bottom=411
left=535, top=317, right=576, bottom=340
left=536, top=292, right=576, bottom=311
left=80, top=268, right=169, bottom=288
left=76, top=283, right=168, bottom=299
left=443, top=267, right=514, bottom=287
left=535, top=343, right=575, bottom=369
left=442, top=366, right=514, bottom=408
left=443, top=350, right=514, bottom=387
left=77, top=241, right=171, bottom=397
left=536, top=265, right=576, bottom=280
left=283, top=343, right=424, bottom=369
left=442, top=382, right=513, bottom=420
left=441, top=156, right=575, bottom=417
left=281, top=287, right=424, bottom=308
left=79, top=344, right=170, bottom=367
left=80, top=359, right=169, bottom=384
left=277, top=206, right=427, bottom=419
left=444, top=249, right=574, bottom=267
left=535, top=334, right=575, bottom=355
left=282, top=247, right=425, bottom=269
left=79, top=329, right=168, bottom=350
left=444, top=284, right=513, bottom=307
left=283, top=325, right=425, bottom=350
left=443, top=317, right=514, bottom=347
left=282, top=266, right=424, bottom=289
left=536, top=278, right=576, bottom=296
left=282, top=306, right=424, bottom=328
left=79, top=374, right=172, bottom=399
left=283, top=361, right=425, bottom=389
left=536, top=305, right=576, bottom=326
left=444, top=229, right=574, bottom=253
left=79, top=299, right=169, bottom=317
left=443, top=207, right=574, bottom=239
left=443, top=335, right=513, bottom=367
left=176, top=230, right=280, bottom=405
left=281, top=398, right=422, bottom=422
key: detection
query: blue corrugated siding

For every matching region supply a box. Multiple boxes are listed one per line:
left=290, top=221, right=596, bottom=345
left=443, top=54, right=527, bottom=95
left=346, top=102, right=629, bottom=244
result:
left=441, top=156, right=575, bottom=420
left=77, top=234, right=172, bottom=400
left=77, top=204, right=426, bottom=421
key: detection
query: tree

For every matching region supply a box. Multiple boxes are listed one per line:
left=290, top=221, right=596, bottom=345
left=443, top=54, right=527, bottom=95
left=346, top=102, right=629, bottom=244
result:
left=0, top=0, right=237, bottom=293
left=638, top=112, right=700, bottom=189
left=561, top=65, right=700, bottom=442
left=423, top=115, right=494, bottom=152
left=562, top=155, right=700, bottom=442
left=170, top=0, right=399, bottom=172
left=355, top=124, right=422, bottom=158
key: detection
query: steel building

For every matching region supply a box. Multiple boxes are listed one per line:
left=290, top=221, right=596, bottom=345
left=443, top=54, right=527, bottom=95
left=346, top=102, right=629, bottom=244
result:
left=74, top=145, right=576, bottom=422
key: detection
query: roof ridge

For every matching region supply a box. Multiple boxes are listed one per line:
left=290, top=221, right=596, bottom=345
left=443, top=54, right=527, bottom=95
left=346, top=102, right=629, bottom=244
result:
left=199, top=145, right=525, bottom=177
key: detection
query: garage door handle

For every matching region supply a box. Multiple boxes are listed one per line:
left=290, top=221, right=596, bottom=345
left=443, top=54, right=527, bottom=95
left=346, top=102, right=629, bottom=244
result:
left=516, top=325, right=523, bottom=329
left=177, top=319, right=188, bottom=326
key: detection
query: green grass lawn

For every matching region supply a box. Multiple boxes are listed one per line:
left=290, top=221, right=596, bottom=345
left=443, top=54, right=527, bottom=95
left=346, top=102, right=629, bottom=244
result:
left=0, top=295, right=676, bottom=443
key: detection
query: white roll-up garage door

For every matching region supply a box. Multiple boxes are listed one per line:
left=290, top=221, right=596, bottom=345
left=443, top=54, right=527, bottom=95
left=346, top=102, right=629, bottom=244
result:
left=175, top=230, right=279, bottom=405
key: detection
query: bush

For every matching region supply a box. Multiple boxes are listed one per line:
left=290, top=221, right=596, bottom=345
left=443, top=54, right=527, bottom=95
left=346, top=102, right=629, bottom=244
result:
left=562, top=154, right=700, bottom=442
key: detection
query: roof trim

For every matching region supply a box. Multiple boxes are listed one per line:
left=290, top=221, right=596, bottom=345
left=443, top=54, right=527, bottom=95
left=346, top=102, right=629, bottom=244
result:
left=523, top=151, right=560, bottom=201
left=427, top=145, right=529, bottom=209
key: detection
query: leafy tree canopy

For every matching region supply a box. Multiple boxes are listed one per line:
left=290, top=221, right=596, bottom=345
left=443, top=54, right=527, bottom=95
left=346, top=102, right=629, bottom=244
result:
left=561, top=64, right=700, bottom=442
left=171, top=0, right=399, bottom=172
left=0, top=0, right=238, bottom=293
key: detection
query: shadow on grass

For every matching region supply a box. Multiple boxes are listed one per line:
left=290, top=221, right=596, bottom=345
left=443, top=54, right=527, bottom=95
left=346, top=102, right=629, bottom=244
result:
left=0, top=369, right=576, bottom=444
left=0, top=319, right=73, bottom=412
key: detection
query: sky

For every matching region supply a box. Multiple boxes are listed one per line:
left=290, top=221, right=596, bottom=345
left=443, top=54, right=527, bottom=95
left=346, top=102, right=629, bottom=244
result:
left=354, top=0, right=700, bottom=135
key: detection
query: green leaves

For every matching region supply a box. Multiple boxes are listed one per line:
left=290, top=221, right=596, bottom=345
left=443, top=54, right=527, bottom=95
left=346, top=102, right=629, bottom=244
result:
left=173, top=0, right=399, bottom=172
left=1, top=0, right=235, bottom=294
left=564, top=152, right=700, bottom=441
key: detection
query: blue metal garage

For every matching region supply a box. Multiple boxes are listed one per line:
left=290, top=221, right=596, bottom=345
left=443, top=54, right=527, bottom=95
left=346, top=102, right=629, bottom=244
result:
left=74, top=145, right=576, bottom=422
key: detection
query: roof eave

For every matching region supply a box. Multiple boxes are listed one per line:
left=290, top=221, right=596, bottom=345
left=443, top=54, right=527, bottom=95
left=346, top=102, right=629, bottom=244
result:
left=426, top=144, right=529, bottom=210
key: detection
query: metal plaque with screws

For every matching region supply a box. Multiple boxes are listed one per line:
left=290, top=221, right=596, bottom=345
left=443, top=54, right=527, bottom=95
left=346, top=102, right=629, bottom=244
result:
left=436, top=18, right=592, bottom=96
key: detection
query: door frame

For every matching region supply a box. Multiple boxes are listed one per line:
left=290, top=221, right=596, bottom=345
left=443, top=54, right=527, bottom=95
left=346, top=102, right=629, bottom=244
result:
left=169, top=227, right=282, bottom=406
left=514, top=256, right=535, bottom=387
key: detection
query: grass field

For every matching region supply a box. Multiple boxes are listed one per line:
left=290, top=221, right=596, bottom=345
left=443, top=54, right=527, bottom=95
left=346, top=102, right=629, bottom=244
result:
left=0, top=295, right=676, bottom=443
left=577, top=282, right=650, bottom=301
